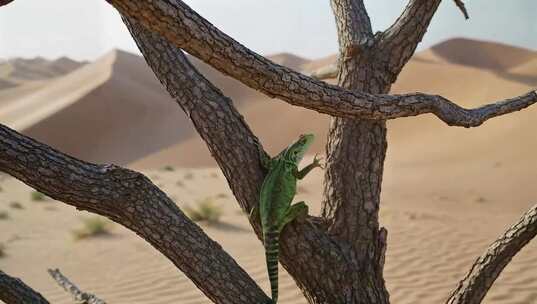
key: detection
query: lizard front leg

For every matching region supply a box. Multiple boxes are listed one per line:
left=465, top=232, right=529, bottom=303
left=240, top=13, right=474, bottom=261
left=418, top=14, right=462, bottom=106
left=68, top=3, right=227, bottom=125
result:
left=294, top=154, right=323, bottom=180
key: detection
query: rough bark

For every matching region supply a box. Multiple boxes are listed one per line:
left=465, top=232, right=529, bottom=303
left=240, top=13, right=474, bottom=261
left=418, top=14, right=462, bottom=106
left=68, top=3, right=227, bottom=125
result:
left=0, top=123, right=269, bottom=304
left=378, top=0, right=443, bottom=80
left=47, top=269, right=106, bottom=304
left=321, top=3, right=392, bottom=303
left=330, top=0, right=373, bottom=61
left=447, top=204, right=537, bottom=304
left=105, top=0, right=537, bottom=125
left=0, top=271, right=50, bottom=304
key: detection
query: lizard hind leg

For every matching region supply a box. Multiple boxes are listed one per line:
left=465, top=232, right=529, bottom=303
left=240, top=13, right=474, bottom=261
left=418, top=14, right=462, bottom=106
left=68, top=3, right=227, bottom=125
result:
left=279, top=201, right=309, bottom=232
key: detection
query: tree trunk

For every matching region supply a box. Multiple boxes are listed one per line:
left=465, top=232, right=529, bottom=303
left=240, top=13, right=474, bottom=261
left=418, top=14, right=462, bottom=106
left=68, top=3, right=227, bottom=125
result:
left=322, top=57, right=392, bottom=303
left=0, top=1, right=536, bottom=304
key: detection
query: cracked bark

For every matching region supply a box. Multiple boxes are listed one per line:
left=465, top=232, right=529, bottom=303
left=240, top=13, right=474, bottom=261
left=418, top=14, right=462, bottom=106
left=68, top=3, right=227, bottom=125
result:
left=379, top=0, right=443, bottom=80
left=330, top=0, right=373, bottom=61
left=321, top=3, right=391, bottom=303
left=0, top=123, right=269, bottom=304
left=0, top=271, right=50, bottom=304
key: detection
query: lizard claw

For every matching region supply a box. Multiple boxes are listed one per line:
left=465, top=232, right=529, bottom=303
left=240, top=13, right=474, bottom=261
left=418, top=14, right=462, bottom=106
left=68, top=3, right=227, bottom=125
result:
left=313, top=154, right=325, bottom=169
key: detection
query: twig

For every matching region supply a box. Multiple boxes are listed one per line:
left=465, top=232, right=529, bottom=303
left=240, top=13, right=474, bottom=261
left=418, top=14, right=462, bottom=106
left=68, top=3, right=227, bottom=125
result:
left=47, top=269, right=106, bottom=304
left=454, top=0, right=470, bottom=19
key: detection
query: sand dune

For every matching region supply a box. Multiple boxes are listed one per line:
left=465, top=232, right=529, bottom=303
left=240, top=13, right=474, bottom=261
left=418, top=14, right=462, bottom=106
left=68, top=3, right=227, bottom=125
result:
left=430, top=38, right=536, bottom=71
left=0, top=51, right=313, bottom=166
left=0, top=56, right=85, bottom=88
left=2, top=38, right=534, bottom=168
left=0, top=50, right=197, bottom=165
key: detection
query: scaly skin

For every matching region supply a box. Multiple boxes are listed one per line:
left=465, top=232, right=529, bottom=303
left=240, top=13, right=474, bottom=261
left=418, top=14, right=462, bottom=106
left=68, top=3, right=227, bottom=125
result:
left=253, top=134, right=322, bottom=304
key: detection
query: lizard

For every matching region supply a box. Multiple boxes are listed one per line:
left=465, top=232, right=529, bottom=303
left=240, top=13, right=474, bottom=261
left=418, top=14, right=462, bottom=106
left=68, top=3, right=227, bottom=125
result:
left=251, top=134, right=323, bottom=304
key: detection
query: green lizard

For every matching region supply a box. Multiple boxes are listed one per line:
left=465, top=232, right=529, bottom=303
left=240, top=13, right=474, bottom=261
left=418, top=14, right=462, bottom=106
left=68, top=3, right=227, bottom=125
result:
left=252, top=134, right=323, bottom=304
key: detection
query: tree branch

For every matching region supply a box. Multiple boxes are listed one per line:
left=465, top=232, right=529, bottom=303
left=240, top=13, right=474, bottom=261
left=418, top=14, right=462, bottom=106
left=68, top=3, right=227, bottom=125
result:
left=108, top=1, right=537, bottom=127
left=446, top=204, right=537, bottom=304
left=107, top=0, right=387, bottom=120
left=122, top=16, right=265, bottom=219
left=384, top=90, right=537, bottom=127
left=0, top=0, right=14, bottom=7
left=47, top=269, right=105, bottom=304
left=0, top=123, right=269, bottom=304
left=0, top=271, right=50, bottom=304
left=2, top=0, right=531, bottom=128
left=454, top=0, right=470, bottom=19
left=378, top=0, right=442, bottom=77
left=330, top=0, right=374, bottom=62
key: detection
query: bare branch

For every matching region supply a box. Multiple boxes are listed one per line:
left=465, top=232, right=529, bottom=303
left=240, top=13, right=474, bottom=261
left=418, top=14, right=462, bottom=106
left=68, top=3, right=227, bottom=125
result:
left=0, top=123, right=269, bottom=304
left=378, top=0, right=442, bottom=76
left=47, top=269, right=105, bottom=304
left=386, top=90, right=537, bottom=127
left=0, top=271, right=50, bottom=304
left=122, top=16, right=266, bottom=217
left=447, top=204, right=537, bottom=304
left=454, top=0, right=470, bottom=19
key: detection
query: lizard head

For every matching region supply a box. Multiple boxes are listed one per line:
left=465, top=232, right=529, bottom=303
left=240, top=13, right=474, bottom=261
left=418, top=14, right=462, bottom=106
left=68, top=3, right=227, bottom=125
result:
left=284, top=134, right=315, bottom=164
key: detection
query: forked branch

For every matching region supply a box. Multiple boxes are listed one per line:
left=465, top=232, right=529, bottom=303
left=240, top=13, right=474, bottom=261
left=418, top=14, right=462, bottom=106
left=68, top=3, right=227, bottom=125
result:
left=0, top=271, right=50, bottom=304
left=48, top=269, right=105, bottom=304
left=447, top=204, right=537, bottom=304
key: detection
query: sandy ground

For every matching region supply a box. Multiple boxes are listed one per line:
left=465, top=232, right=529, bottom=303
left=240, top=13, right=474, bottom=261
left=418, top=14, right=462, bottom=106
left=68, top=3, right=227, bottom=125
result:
left=1, top=38, right=536, bottom=303
left=0, top=165, right=536, bottom=304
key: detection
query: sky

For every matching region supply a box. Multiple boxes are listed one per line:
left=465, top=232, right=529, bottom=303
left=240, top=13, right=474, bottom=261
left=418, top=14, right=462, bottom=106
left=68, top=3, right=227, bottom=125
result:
left=0, top=0, right=535, bottom=61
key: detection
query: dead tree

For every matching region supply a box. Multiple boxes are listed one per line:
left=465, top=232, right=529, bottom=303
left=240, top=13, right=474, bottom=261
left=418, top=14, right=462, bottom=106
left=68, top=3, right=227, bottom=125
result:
left=0, top=1, right=536, bottom=303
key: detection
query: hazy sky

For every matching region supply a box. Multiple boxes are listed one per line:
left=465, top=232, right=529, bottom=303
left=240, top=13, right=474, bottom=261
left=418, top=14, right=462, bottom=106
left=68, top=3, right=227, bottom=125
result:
left=0, top=0, right=535, bottom=61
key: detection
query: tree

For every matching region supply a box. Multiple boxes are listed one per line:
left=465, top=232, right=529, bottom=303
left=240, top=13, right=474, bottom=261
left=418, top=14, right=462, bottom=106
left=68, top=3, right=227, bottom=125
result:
left=0, top=1, right=536, bottom=304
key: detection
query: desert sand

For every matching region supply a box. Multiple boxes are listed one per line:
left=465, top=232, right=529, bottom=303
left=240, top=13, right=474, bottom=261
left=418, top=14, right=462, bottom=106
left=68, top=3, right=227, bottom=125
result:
left=1, top=38, right=536, bottom=303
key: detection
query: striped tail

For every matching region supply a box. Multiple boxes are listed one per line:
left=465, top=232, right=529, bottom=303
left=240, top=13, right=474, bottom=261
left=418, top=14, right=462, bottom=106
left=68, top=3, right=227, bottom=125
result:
left=264, top=229, right=280, bottom=304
